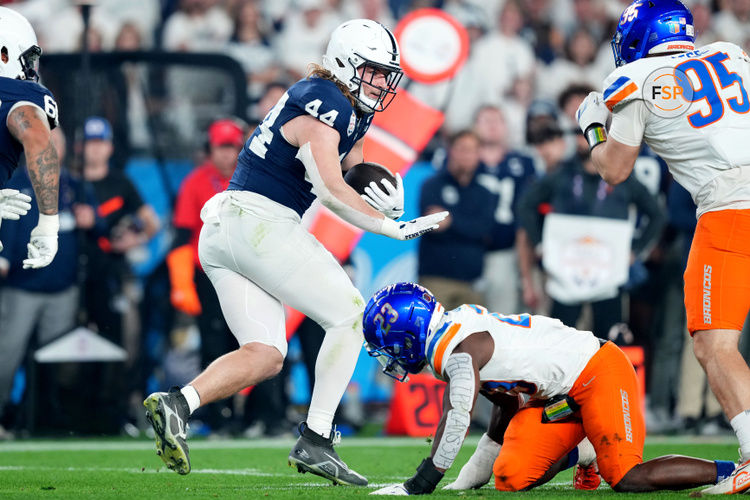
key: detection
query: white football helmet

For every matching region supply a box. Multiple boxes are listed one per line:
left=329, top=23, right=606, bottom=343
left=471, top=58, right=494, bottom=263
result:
left=322, top=19, right=402, bottom=113
left=0, top=7, right=42, bottom=81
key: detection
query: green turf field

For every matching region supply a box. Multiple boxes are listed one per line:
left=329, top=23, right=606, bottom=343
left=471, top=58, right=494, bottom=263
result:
left=0, top=435, right=740, bottom=498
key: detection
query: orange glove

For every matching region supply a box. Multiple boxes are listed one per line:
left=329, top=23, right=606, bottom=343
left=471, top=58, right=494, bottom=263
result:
left=166, top=244, right=202, bottom=316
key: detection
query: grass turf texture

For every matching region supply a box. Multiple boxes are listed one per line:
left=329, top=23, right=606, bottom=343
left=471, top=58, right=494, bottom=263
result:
left=0, top=435, right=739, bottom=498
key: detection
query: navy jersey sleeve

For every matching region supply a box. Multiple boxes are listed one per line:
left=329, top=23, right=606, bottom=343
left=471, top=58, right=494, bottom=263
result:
left=6, top=80, right=59, bottom=130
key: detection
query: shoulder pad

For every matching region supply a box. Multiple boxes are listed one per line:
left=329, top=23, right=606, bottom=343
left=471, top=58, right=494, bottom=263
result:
left=703, top=41, right=750, bottom=62
left=292, top=78, right=354, bottom=130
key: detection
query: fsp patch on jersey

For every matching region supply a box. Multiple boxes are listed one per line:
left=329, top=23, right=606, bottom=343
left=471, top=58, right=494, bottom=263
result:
left=0, top=78, right=58, bottom=185
left=229, top=77, right=373, bottom=217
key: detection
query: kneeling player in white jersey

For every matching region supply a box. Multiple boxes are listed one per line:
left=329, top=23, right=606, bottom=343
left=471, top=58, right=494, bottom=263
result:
left=365, top=282, right=739, bottom=495
left=577, top=1, right=750, bottom=494
left=143, top=20, right=447, bottom=486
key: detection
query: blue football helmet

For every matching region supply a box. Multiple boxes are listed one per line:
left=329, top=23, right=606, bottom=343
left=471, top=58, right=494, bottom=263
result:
left=612, top=0, right=695, bottom=67
left=363, top=282, right=441, bottom=381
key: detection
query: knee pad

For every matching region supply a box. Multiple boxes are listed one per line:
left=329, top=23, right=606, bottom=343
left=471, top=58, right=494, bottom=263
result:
left=316, top=289, right=365, bottom=333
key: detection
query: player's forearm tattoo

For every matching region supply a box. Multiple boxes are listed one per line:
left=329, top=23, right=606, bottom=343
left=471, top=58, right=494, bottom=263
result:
left=27, top=140, right=59, bottom=214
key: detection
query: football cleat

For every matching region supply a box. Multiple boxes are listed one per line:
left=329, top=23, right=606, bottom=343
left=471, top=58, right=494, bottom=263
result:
left=574, top=462, right=601, bottom=490
left=699, top=459, right=750, bottom=495
left=143, top=387, right=191, bottom=475
left=288, top=422, right=368, bottom=486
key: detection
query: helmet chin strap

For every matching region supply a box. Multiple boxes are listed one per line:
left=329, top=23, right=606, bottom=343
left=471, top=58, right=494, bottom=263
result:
left=354, top=88, right=378, bottom=113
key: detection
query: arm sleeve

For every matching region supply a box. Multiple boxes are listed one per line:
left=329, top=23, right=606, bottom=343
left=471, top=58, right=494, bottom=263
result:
left=432, top=352, right=476, bottom=470
left=608, top=100, right=647, bottom=147
left=296, top=142, right=385, bottom=234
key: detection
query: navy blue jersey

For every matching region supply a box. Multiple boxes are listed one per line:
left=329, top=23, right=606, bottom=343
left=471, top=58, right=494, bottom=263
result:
left=476, top=152, right=537, bottom=250
left=229, top=77, right=374, bottom=217
left=0, top=78, right=58, bottom=186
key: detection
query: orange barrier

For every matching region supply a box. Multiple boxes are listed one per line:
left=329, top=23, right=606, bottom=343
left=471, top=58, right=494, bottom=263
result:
left=385, top=373, right=446, bottom=436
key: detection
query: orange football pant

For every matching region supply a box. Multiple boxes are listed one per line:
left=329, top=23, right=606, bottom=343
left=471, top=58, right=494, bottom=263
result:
left=493, top=342, right=644, bottom=491
left=684, top=209, right=750, bottom=333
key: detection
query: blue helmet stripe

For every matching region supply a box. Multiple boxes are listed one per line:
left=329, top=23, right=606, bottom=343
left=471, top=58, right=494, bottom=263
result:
left=603, top=76, right=631, bottom=101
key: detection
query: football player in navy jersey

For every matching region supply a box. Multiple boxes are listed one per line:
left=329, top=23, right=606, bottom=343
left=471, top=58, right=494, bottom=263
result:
left=0, top=7, right=60, bottom=269
left=144, top=19, right=448, bottom=485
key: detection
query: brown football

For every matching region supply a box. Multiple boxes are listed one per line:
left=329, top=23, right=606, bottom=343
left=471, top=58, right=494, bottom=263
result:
left=344, top=162, right=397, bottom=195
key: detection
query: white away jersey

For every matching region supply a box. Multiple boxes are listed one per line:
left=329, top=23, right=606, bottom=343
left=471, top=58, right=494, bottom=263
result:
left=425, top=305, right=601, bottom=400
left=603, top=42, right=750, bottom=216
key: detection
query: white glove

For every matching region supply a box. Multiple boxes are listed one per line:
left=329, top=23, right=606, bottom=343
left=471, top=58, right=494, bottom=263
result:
left=362, top=173, right=405, bottom=220
left=371, top=484, right=410, bottom=495
left=23, top=213, right=58, bottom=269
left=0, top=188, right=32, bottom=220
left=576, top=91, right=609, bottom=133
left=380, top=211, right=448, bottom=240
left=443, top=433, right=501, bottom=490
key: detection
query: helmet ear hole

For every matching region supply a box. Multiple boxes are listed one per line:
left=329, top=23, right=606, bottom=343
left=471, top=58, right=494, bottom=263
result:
left=1, top=47, right=7, bottom=64
left=335, top=57, right=345, bottom=68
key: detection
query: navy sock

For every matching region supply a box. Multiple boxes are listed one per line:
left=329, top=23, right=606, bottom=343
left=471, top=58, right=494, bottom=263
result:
left=565, top=447, right=580, bottom=470
left=715, top=460, right=737, bottom=483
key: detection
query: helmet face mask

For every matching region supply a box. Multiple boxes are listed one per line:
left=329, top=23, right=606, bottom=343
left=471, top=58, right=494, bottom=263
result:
left=366, top=342, right=417, bottom=382
left=611, top=0, right=694, bottom=67
left=351, top=60, right=402, bottom=112
left=322, top=19, right=403, bottom=113
left=18, top=45, right=41, bottom=82
left=362, top=282, right=440, bottom=381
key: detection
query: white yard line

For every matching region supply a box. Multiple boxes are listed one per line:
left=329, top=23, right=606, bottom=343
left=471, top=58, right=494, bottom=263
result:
left=0, top=464, right=409, bottom=483
left=0, top=433, right=736, bottom=453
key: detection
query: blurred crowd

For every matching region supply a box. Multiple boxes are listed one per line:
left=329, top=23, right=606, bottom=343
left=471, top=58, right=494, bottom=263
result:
left=1, top=0, right=750, bottom=439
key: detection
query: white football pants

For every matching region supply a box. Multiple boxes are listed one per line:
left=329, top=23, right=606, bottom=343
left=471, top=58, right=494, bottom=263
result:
left=198, top=191, right=365, bottom=434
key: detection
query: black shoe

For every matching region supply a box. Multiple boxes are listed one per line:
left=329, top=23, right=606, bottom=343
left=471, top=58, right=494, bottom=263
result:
left=288, top=422, right=367, bottom=486
left=143, top=387, right=191, bottom=474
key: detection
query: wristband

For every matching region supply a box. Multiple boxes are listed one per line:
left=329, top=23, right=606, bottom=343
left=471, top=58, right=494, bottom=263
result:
left=584, top=125, right=607, bottom=151
left=404, top=457, right=444, bottom=495
left=379, top=216, right=401, bottom=239
left=36, top=213, right=59, bottom=235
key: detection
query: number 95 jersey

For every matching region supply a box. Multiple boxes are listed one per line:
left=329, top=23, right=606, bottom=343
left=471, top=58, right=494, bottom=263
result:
left=229, top=77, right=374, bottom=217
left=604, top=41, right=750, bottom=217
left=425, top=305, right=601, bottom=400
left=0, top=78, right=58, bottom=185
